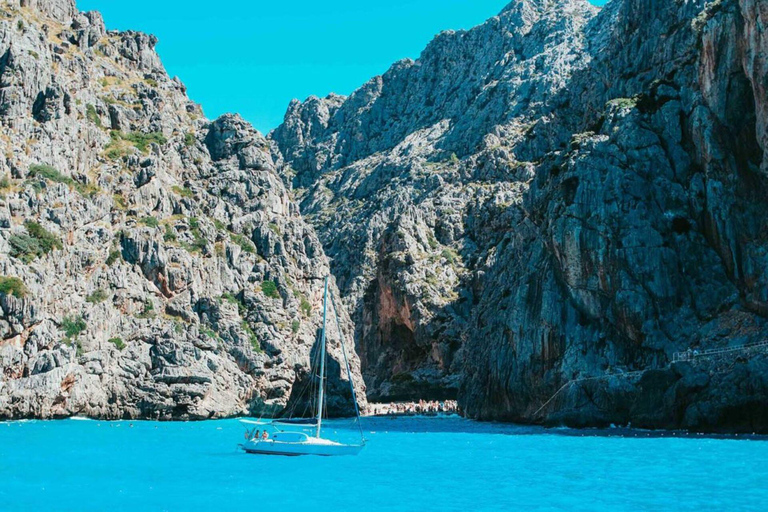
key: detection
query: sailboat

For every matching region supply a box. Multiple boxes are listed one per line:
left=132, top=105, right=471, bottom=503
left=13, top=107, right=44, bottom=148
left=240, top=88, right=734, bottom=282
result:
left=239, top=276, right=366, bottom=457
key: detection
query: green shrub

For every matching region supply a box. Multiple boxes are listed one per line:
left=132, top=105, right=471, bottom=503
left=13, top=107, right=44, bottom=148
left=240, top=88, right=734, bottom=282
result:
left=106, top=249, right=121, bottom=266
left=120, top=131, right=167, bottom=153
left=106, top=130, right=168, bottom=157
left=181, top=217, right=206, bottom=253
left=221, top=293, right=241, bottom=316
left=189, top=236, right=207, bottom=253
left=0, top=277, right=27, bottom=299
left=136, top=299, right=155, bottom=319
left=163, top=224, right=177, bottom=242
left=0, top=175, right=11, bottom=190
left=268, top=223, right=281, bottom=237
left=28, top=164, right=98, bottom=196
left=441, top=248, right=460, bottom=265
left=113, top=194, right=127, bottom=210
left=300, top=297, right=312, bottom=317
left=261, top=280, right=279, bottom=299
left=184, top=132, right=195, bottom=147
left=104, top=145, right=129, bottom=161
left=291, top=320, right=300, bottom=334
left=75, top=182, right=101, bottom=198
left=171, top=185, right=194, bottom=198
left=24, top=179, right=45, bottom=194
left=108, top=337, right=125, bottom=350
left=29, top=164, right=73, bottom=185
left=86, top=289, right=108, bottom=304
left=9, top=221, right=62, bottom=262
left=222, top=292, right=245, bottom=312
left=140, top=216, right=159, bottom=228
left=230, top=233, right=255, bottom=254
left=62, top=315, right=87, bottom=339
left=8, top=234, right=38, bottom=263
left=144, top=78, right=158, bottom=87
left=85, top=104, right=101, bottom=127
left=201, top=326, right=218, bottom=340
left=243, top=321, right=261, bottom=352
left=26, top=221, right=63, bottom=252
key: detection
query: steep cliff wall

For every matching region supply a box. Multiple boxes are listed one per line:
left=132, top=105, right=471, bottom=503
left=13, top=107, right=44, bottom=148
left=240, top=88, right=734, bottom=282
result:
left=0, top=0, right=365, bottom=420
left=274, top=0, right=768, bottom=431
left=272, top=0, right=599, bottom=401
left=462, top=0, right=768, bottom=432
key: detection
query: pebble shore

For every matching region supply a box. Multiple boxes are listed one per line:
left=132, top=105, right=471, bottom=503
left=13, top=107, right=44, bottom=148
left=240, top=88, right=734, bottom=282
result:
left=364, top=400, right=461, bottom=417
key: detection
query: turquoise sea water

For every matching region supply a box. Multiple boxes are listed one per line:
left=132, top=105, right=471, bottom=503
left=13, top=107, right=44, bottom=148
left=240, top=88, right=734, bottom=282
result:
left=1, top=417, right=766, bottom=511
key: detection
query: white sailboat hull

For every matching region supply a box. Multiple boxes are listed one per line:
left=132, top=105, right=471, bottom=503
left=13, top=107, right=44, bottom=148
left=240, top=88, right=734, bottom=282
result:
left=241, top=437, right=364, bottom=457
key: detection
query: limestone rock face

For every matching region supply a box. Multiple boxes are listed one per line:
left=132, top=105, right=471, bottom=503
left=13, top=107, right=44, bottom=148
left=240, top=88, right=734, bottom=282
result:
left=7, top=0, right=75, bottom=23
left=273, top=0, right=768, bottom=432
left=272, top=0, right=599, bottom=401
left=0, top=1, right=365, bottom=420
left=5, top=0, right=768, bottom=433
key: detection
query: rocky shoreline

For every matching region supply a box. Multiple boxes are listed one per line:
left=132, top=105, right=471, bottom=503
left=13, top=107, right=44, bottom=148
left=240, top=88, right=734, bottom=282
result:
left=365, top=400, right=460, bottom=417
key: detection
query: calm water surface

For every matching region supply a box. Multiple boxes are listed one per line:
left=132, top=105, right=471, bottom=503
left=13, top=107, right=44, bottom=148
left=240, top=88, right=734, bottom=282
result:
left=1, top=416, right=766, bottom=511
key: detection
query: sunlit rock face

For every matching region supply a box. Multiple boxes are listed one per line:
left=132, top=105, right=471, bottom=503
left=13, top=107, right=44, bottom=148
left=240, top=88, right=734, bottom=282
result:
left=3, top=0, right=768, bottom=432
left=273, top=0, right=768, bottom=432
left=0, top=1, right=365, bottom=420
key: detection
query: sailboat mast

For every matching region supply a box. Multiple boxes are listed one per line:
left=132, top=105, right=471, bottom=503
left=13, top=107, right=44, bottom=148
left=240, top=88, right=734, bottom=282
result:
left=329, top=290, right=365, bottom=443
left=315, top=276, right=329, bottom=438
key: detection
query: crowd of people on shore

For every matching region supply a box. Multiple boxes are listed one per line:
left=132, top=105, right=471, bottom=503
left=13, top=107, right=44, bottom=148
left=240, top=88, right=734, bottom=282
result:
left=365, top=400, right=460, bottom=417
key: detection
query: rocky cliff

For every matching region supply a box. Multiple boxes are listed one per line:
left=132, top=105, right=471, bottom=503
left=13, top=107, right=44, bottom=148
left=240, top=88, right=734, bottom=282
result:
left=273, top=0, right=768, bottom=432
left=272, top=0, right=599, bottom=402
left=0, top=0, right=365, bottom=420
left=3, top=0, right=768, bottom=433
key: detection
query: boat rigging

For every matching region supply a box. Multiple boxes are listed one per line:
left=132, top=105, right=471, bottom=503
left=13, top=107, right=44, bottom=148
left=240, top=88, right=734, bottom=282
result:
left=239, top=276, right=365, bottom=457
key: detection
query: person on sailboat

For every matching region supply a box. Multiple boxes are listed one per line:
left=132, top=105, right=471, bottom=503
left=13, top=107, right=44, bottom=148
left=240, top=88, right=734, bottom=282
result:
left=261, top=430, right=269, bottom=441
left=253, top=430, right=260, bottom=440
